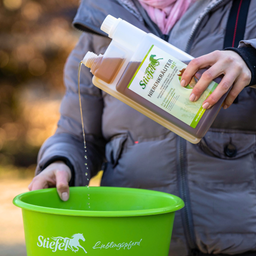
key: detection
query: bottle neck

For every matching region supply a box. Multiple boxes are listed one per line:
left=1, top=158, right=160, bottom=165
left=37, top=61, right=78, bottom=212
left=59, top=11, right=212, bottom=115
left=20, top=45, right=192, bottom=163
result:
left=82, top=52, right=101, bottom=70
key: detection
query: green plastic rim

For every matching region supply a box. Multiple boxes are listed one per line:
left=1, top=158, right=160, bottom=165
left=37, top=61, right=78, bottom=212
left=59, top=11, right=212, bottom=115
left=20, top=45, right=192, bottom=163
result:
left=13, top=186, right=184, bottom=217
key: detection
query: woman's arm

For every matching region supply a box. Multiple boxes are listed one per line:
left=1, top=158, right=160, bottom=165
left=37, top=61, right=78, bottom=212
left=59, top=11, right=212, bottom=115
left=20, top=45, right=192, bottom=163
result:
left=30, top=33, right=110, bottom=197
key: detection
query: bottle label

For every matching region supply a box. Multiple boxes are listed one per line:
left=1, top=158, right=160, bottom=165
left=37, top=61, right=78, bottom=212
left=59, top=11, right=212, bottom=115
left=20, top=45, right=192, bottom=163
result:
left=127, top=45, right=218, bottom=128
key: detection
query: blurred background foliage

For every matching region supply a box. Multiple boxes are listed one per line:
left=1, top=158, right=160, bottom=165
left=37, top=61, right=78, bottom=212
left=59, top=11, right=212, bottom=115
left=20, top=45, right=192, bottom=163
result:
left=0, top=0, right=80, bottom=176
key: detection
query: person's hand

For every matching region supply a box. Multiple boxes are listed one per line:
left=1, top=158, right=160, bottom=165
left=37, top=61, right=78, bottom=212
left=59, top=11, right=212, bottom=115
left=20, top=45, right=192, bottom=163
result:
left=28, top=161, right=71, bottom=201
left=180, top=50, right=251, bottom=109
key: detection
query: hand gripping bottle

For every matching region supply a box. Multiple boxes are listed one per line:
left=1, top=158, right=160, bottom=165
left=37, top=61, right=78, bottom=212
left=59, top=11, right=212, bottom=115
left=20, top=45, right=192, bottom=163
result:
left=82, top=15, right=225, bottom=144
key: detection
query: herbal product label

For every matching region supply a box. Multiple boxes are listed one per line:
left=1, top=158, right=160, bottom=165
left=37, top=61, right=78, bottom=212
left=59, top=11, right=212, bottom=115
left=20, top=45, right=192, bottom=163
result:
left=127, top=45, right=218, bottom=128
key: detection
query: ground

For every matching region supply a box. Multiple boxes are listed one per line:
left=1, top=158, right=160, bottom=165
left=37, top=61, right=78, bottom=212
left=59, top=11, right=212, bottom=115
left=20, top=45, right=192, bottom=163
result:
left=0, top=169, right=101, bottom=256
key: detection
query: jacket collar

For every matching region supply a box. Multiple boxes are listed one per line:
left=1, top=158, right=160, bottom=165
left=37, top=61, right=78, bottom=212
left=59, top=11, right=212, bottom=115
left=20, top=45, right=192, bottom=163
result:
left=72, top=0, right=149, bottom=36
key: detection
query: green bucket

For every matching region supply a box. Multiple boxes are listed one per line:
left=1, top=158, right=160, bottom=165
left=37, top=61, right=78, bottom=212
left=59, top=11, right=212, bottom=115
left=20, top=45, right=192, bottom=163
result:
left=13, top=186, right=184, bottom=256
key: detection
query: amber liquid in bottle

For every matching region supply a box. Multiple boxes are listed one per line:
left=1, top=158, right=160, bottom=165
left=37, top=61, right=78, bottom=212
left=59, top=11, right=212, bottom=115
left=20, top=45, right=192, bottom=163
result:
left=90, top=56, right=124, bottom=83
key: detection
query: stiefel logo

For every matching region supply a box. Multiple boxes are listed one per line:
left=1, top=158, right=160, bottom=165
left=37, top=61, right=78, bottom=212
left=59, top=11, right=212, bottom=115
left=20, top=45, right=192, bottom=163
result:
left=139, top=54, right=163, bottom=89
left=37, top=233, right=142, bottom=253
left=37, top=233, right=87, bottom=253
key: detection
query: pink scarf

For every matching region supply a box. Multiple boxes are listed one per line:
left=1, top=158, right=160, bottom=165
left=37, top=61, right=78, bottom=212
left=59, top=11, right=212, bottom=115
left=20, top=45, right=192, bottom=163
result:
left=139, top=0, right=194, bottom=34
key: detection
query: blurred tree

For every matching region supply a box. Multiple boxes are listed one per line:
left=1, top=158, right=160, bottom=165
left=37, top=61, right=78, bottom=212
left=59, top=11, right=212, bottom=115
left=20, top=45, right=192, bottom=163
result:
left=0, top=0, right=80, bottom=169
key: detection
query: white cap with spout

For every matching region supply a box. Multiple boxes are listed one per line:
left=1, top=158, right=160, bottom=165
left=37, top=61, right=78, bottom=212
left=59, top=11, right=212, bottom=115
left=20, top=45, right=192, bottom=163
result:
left=100, top=15, right=119, bottom=37
left=100, top=15, right=147, bottom=54
left=82, top=51, right=98, bottom=68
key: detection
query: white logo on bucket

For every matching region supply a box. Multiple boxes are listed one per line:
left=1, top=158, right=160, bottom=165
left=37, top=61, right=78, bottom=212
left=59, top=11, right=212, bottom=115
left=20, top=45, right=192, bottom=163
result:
left=37, top=233, right=87, bottom=253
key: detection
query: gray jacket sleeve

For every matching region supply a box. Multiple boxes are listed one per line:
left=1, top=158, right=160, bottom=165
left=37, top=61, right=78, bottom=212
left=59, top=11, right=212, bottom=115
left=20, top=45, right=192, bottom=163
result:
left=239, top=39, right=256, bottom=87
left=240, top=38, right=256, bottom=48
left=35, top=32, right=111, bottom=185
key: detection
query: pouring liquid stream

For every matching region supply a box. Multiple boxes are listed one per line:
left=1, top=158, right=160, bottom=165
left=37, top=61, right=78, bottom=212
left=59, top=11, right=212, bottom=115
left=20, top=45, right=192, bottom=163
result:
left=78, top=61, right=90, bottom=209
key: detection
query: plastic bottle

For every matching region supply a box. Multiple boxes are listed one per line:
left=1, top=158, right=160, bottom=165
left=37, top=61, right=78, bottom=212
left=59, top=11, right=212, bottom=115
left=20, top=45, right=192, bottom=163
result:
left=81, top=15, right=226, bottom=144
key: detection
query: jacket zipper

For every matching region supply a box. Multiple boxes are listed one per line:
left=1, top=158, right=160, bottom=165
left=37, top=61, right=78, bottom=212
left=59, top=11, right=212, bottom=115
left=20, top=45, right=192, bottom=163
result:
left=180, top=3, right=226, bottom=248
left=180, top=0, right=236, bottom=250
left=126, top=0, right=231, bottom=250
left=177, top=137, right=196, bottom=250
left=132, top=0, right=196, bottom=250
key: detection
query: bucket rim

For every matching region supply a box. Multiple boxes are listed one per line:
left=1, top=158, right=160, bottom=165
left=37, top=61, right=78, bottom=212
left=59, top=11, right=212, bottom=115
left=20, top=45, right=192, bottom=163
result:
left=13, top=186, right=184, bottom=217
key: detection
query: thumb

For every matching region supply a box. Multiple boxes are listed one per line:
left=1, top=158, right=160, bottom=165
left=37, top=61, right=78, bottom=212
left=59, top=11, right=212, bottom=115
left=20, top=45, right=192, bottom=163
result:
left=56, top=170, right=70, bottom=201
